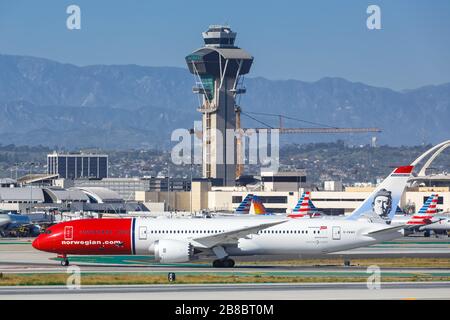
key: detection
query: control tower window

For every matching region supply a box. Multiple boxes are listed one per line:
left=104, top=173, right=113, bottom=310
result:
left=204, top=38, right=235, bottom=46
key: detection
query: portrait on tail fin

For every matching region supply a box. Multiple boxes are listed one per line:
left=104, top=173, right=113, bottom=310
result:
left=371, top=188, right=392, bottom=220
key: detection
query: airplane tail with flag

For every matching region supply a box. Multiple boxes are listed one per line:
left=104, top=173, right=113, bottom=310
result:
left=288, top=192, right=314, bottom=218
left=288, top=192, right=322, bottom=218
left=406, top=194, right=438, bottom=226
left=346, top=165, right=414, bottom=223
left=234, top=194, right=253, bottom=214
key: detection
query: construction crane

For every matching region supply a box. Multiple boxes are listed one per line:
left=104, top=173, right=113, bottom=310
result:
left=234, top=109, right=382, bottom=178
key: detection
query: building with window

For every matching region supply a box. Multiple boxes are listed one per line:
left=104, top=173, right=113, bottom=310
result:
left=260, top=171, right=306, bottom=192
left=47, top=152, right=108, bottom=179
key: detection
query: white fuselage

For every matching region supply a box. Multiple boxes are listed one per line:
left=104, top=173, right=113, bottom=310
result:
left=421, top=216, right=450, bottom=231
left=133, top=217, right=403, bottom=257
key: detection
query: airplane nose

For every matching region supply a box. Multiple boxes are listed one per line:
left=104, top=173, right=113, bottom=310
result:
left=32, top=233, right=55, bottom=252
left=32, top=237, right=41, bottom=250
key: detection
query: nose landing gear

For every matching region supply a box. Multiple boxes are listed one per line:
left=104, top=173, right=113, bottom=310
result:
left=58, top=254, right=70, bottom=266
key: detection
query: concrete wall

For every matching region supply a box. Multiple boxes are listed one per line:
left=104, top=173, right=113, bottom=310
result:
left=208, top=192, right=232, bottom=211
left=207, top=191, right=301, bottom=213
left=136, top=181, right=210, bottom=212
left=310, top=191, right=371, bottom=214
left=191, top=181, right=210, bottom=211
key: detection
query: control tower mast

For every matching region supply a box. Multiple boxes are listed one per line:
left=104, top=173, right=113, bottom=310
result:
left=186, top=25, right=253, bottom=186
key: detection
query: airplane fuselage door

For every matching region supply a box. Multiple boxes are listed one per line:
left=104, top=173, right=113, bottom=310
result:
left=332, top=226, right=341, bottom=240
left=139, top=226, right=147, bottom=240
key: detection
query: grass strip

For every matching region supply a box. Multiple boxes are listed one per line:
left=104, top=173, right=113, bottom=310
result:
left=1, top=273, right=450, bottom=286
left=238, top=258, right=450, bottom=268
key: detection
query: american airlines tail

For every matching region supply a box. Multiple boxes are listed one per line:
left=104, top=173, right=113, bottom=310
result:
left=407, top=194, right=438, bottom=225
left=346, top=166, right=414, bottom=222
left=418, top=194, right=439, bottom=215
left=288, top=192, right=318, bottom=218
left=290, top=192, right=310, bottom=217
left=234, top=194, right=253, bottom=214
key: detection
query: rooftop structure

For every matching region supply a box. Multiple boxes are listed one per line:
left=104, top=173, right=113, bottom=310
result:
left=43, top=187, right=89, bottom=204
left=0, top=187, right=45, bottom=203
left=409, top=140, right=450, bottom=188
left=75, top=187, right=122, bottom=204
left=261, top=171, right=307, bottom=192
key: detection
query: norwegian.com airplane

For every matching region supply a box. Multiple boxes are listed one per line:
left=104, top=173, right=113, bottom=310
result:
left=33, top=165, right=428, bottom=268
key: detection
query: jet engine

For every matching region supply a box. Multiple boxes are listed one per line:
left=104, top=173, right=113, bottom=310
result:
left=400, top=228, right=414, bottom=237
left=153, top=239, right=194, bottom=263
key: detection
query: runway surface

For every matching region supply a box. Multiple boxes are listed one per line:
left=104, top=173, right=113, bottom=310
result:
left=1, top=282, right=450, bottom=299
left=1, top=236, right=449, bottom=299
left=1, top=236, right=449, bottom=269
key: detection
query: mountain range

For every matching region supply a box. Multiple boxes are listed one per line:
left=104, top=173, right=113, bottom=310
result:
left=0, top=53, right=449, bottom=149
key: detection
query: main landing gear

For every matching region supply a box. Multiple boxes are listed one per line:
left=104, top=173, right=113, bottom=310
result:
left=212, top=258, right=235, bottom=268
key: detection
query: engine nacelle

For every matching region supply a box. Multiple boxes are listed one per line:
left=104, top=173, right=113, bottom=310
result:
left=153, top=239, right=194, bottom=263
left=400, top=228, right=413, bottom=237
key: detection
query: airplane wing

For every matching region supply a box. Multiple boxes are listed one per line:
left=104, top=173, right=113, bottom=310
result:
left=191, top=220, right=287, bottom=248
left=364, top=225, right=407, bottom=236
left=365, top=218, right=437, bottom=236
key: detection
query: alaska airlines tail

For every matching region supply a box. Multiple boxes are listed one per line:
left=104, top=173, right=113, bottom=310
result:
left=250, top=195, right=269, bottom=215
left=234, top=194, right=253, bottom=214
left=407, top=194, right=438, bottom=225
left=346, top=166, right=414, bottom=222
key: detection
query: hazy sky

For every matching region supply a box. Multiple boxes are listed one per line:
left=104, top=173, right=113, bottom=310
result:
left=0, top=0, right=449, bottom=90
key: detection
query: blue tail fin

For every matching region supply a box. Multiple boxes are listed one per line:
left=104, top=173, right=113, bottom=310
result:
left=234, top=194, right=253, bottom=214
left=417, top=194, right=438, bottom=215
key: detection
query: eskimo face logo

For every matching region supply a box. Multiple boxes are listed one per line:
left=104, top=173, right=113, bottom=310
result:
left=371, top=189, right=392, bottom=219
left=64, top=226, right=73, bottom=240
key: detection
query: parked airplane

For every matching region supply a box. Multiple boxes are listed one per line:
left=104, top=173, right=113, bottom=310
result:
left=392, top=194, right=438, bottom=226
left=421, top=216, right=450, bottom=236
left=33, top=165, right=428, bottom=268
left=392, top=194, right=450, bottom=236
left=287, top=192, right=322, bottom=218
left=0, top=213, right=46, bottom=237
left=0, top=214, right=10, bottom=229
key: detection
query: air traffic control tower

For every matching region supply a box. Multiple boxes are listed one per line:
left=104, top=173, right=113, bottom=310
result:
left=186, top=25, right=253, bottom=186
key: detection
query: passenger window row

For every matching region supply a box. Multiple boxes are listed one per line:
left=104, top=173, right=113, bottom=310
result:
left=146, top=229, right=321, bottom=235
left=257, top=230, right=320, bottom=234
left=149, top=230, right=225, bottom=234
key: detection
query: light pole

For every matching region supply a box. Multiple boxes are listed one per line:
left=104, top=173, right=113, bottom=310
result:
left=167, top=162, right=170, bottom=212
left=29, top=162, right=35, bottom=214
left=190, top=164, right=193, bottom=214
left=14, top=162, right=19, bottom=180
